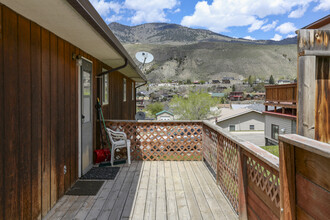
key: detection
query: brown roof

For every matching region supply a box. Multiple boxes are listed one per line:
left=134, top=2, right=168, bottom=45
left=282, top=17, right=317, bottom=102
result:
left=302, top=14, right=330, bottom=29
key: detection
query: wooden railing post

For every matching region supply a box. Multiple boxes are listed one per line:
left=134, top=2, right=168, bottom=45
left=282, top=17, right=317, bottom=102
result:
left=279, top=141, right=296, bottom=220
left=238, top=147, right=248, bottom=219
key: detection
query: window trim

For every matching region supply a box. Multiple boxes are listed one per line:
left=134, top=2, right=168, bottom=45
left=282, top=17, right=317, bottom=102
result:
left=132, top=82, right=135, bottom=101
left=100, top=69, right=109, bottom=105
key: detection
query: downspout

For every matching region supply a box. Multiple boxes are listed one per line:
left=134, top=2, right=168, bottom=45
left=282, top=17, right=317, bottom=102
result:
left=97, top=58, right=128, bottom=77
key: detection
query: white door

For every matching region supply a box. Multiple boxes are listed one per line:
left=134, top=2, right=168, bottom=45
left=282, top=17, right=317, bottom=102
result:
left=81, top=59, right=93, bottom=175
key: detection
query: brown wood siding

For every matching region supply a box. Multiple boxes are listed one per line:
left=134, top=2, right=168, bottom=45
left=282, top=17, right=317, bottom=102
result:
left=49, top=32, right=58, bottom=208
left=3, top=7, right=19, bottom=219
left=0, top=6, right=4, bottom=220
left=18, top=14, right=32, bottom=219
left=0, top=5, right=139, bottom=218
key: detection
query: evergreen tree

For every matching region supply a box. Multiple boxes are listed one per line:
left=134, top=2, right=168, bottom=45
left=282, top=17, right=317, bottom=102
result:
left=269, top=75, right=275, bottom=84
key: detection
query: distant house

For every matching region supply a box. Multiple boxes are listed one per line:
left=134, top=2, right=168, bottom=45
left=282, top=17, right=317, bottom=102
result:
left=246, top=92, right=265, bottom=100
left=229, top=91, right=244, bottom=101
left=212, top=80, right=221, bottom=84
left=156, top=110, right=174, bottom=121
left=277, top=79, right=292, bottom=84
left=211, top=93, right=225, bottom=98
left=222, top=79, right=231, bottom=84
left=216, top=108, right=264, bottom=131
left=223, top=77, right=235, bottom=80
left=264, top=83, right=297, bottom=145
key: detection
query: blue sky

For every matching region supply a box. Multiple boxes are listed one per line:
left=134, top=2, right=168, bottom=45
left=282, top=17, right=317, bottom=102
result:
left=90, top=0, right=330, bottom=40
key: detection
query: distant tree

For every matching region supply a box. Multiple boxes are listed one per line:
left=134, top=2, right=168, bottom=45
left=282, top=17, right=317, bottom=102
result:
left=232, top=84, right=236, bottom=91
left=186, top=79, right=192, bottom=84
left=248, top=75, right=254, bottom=87
left=200, top=80, right=206, bottom=84
left=146, top=102, right=164, bottom=117
left=253, top=83, right=265, bottom=92
left=269, top=75, right=275, bottom=84
left=169, top=91, right=216, bottom=120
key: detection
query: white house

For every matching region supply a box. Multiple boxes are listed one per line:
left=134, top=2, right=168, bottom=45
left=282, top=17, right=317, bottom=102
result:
left=216, top=108, right=264, bottom=131
left=156, top=110, right=174, bottom=121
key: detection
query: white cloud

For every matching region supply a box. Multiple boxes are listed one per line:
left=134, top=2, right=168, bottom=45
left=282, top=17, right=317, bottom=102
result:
left=271, top=34, right=283, bottom=41
left=90, top=0, right=122, bottom=17
left=286, top=34, right=296, bottom=38
left=261, top=20, right=278, bottom=32
left=275, top=22, right=297, bottom=34
left=244, top=36, right=256, bottom=40
left=180, top=0, right=314, bottom=33
left=173, top=8, right=181, bottom=13
left=124, top=0, right=179, bottom=24
left=313, top=0, right=330, bottom=11
left=248, top=20, right=267, bottom=32
left=288, top=5, right=308, bottom=18
left=105, top=15, right=123, bottom=23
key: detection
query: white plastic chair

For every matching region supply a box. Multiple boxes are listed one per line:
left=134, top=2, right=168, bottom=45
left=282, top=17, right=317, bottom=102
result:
left=105, top=127, right=131, bottom=166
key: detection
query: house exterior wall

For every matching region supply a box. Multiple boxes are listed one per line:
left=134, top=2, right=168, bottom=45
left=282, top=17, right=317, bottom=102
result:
left=156, top=112, right=174, bottom=120
left=0, top=5, right=137, bottom=219
left=264, top=114, right=296, bottom=145
left=216, top=112, right=264, bottom=131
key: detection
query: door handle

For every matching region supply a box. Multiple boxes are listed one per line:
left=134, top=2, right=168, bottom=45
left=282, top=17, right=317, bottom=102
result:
left=82, top=115, right=85, bottom=120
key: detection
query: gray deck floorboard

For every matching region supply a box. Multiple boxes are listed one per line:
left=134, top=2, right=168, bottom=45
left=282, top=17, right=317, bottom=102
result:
left=44, top=161, right=237, bottom=220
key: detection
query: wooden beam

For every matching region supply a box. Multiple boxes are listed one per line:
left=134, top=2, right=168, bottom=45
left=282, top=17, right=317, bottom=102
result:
left=298, top=56, right=316, bottom=139
left=238, top=148, right=248, bottom=220
left=300, top=50, right=330, bottom=57
left=279, top=141, right=296, bottom=220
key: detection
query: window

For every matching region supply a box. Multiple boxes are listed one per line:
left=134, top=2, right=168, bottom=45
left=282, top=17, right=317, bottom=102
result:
left=271, top=124, right=279, bottom=140
left=250, top=125, right=255, bottom=130
left=101, top=73, right=109, bottom=105
left=132, top=82, right=135, bottom=101
left=123, top=78, right=126, bottom=102
left=229, top=125, right=235, bottom=131
left=291, top=120, right=296, bottom=134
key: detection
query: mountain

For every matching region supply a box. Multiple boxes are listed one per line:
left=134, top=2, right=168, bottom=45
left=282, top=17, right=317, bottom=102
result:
left=109, top=22, right=297, bottom=82
left=109, top=22, right=250, bottom=44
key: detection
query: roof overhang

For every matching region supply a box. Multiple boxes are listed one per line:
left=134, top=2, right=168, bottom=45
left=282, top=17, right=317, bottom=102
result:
left=302, top=15, right=330, bottom=30
left=1, top=0, right=146, bottom=82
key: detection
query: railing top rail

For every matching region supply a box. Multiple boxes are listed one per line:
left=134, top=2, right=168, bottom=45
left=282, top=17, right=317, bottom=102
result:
left=203, top=121, right=280, bottom=171
left=264, top=83, right=297, bottom=88
left=279, top=134, right=330, bottom=158
left=104, top=120, right=203, bottom=123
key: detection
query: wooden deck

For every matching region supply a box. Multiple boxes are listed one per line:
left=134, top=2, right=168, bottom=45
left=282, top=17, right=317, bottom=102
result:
left=44, top=161, right=237, bottom=220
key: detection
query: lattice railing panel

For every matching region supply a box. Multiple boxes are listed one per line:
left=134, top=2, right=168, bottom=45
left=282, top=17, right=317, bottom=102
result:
left=217, top=135, right=239, bottom=213
left=245, top=151, right=280, bottom=209
left=202, top=125, right=219, bottom=173
left=105, top=121, right=203, bottom=161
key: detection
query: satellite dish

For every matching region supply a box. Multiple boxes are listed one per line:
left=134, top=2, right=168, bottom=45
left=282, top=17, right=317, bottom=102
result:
left=135, top=111, right=146, bottom=120
left=135, top=51, right=154, bottom=64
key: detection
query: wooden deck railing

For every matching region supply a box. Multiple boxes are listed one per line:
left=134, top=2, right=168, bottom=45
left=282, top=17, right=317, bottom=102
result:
left=104, top=120, right=281, bottom=219
left=105, top=120, right=203, bottom=161
left=265, top=83, right=297, bottom=104
left=203, top=121, right=280, bottom=218
left=105, top=120, right=330, bottom=219
left=279, top=134, right=330, bottom=219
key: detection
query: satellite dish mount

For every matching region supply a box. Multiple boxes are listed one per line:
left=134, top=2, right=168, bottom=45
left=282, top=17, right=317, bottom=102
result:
left=135, top=51, right=154, bottom=69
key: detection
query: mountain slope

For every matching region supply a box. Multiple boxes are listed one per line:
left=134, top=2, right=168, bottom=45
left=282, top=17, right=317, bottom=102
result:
left=109, top=22, right=249, bottom=44
left=108, top=22, right=297, bottom=82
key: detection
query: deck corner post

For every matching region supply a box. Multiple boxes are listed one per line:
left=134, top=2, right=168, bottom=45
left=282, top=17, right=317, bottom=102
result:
left=238, top=147, right=248, bottom=220
left=279, top=139, right=296, bottom=220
